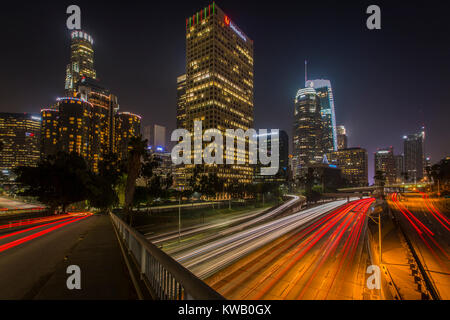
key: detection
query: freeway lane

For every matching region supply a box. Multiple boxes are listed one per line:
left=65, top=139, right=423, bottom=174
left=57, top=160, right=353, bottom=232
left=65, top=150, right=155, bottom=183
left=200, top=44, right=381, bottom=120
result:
left=204, top=198, right=375, bottom=300
left=153, top=196, right=301, bottom=256
left=0, top=196, right=41, bottom=210
left=389, top=193, right=450, bottom=299
left=174, top=198, right=362, bottom=281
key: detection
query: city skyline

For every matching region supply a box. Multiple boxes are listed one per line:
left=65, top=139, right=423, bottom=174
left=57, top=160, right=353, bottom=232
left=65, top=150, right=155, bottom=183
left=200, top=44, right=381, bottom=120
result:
left=0, top=1, right=449, bottom=184
left=0, top=1, right=449, bottom=305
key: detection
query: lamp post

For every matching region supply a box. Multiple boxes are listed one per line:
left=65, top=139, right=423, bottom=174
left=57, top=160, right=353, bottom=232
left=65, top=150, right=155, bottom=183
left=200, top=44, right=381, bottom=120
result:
left=178, top=195, right=181, bottom=243
left=369, top=206, right=382, bottom=263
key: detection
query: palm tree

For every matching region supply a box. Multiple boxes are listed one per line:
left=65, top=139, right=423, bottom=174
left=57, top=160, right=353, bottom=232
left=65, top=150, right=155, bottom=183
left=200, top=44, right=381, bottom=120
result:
left=124, top=135, right=148, bottom=225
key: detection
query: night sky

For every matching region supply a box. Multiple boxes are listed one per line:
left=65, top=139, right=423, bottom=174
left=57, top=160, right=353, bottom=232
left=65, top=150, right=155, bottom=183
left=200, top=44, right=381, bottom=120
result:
left=1, top=0, right=449, bottom=184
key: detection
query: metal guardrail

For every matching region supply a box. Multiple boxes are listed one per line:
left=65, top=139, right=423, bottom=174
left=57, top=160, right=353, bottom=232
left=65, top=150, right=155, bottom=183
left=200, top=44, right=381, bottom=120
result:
left=392, top=214, right=441, bottom=300
left=110, top=212, right=225, bottom=300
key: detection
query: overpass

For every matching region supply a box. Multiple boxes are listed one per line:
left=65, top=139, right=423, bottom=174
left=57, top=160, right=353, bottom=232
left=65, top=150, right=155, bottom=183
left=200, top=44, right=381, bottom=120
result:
left=337, top=182, right=425, bottom=194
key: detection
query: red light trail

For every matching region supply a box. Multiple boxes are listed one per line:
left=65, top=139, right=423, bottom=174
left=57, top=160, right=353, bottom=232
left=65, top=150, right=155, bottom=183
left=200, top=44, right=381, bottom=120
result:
left=0, top=213, right=92, bottom=253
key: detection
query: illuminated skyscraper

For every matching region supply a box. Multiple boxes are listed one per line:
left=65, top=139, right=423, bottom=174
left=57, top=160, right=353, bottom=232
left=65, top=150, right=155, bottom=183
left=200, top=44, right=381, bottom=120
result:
left=181, top=3, right=254, bottom=187
left=40, top=108, right=59, bottom=157
left=176, top=74, right=187, bottom=129
left=77, top=77, right=119, bottom=161
left=403, top=129, right=425, bottom=182
left=293, top=87, right=324, bottom=174
left=56, top=98, right=94, bottom=163
left=115, top=112, right=141, bottom=161
left=0, top=113, right=41, bottom=174
left=374, top=147, right=396, bottom=184
left=305, top=79, right=337, bottom=152
left=65, top=31, right=96, bottom=96
left=327, top=148, right=368, bottom=187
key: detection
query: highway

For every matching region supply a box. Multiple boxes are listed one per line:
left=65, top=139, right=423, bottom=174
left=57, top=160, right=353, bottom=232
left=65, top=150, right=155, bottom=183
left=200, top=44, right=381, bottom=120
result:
left=168, top=198, right=364, bottom=283
left=148, top=195, right=301, bottom=251
left=388, top=193, right=450, bottom=299
left=0, top=196, right=41, bottom=210
left=203, top=198, right=375, bottom=299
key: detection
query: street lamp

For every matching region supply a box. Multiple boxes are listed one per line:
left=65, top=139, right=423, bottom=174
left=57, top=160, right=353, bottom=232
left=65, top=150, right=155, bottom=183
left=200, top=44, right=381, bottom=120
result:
left=368, top=206, right=382, bottom=263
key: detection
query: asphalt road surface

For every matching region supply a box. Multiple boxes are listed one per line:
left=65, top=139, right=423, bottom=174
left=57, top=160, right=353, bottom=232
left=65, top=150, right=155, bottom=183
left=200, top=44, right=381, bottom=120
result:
left=389, top=193, right=450, bottom=299
left=205, top=198, right=375, bottom=300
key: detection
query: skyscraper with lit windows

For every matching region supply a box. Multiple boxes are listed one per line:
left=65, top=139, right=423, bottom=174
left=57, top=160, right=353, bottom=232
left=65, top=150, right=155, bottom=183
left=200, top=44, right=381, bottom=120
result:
left=177, top=74, right=187, bottom=129
left=56, top=98, right=94, bottom=163
left=0, top=113, right=41, bottom=174
left=293, top=87, right=324, bottom=174
left=327, top=147, right=368, bottom=187
left=77, top=77, right=119, bottom=161
left=43, top=29, right=141, bottom=171
left=181, top=3, right=254, bottom=188
left=305, top=79, right=338, bottom=152
left=65, top=30, right=96, bottom=96
left=40, top=108, right=59, bottom=157
left=115, top=112, right=141, bottom=161
left=374, top=147, right=396, bottom=184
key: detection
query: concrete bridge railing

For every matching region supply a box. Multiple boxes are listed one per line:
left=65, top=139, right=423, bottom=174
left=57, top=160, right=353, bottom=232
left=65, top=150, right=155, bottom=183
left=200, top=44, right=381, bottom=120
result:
left=110, top=212, right=225, bottom=300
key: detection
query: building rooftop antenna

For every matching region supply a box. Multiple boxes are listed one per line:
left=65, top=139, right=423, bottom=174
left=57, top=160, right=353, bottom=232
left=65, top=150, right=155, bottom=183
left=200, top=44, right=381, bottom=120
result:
left=304, top=60, right=308, bottom=86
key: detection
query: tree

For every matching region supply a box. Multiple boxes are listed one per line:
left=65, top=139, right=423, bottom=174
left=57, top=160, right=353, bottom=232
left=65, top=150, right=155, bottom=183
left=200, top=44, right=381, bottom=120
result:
left=431, top=158, right=450, bottom=192
left=124, top=135, right=148, bottom=225
left=303, top=185, right=322, bottom=204
left=86, top=153, right=121, bottom=213
left=298, top=167, right=316, bottom=194
left=133, top=186, right=150, bottom=208
left=14, top=152, right=91, bottom=213
left=0, top=140, right=4, bottom=152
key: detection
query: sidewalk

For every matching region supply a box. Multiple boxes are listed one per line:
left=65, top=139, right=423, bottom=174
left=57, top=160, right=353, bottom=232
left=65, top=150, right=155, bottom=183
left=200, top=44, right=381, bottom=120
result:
left=33, top=214, right=137, bottom=300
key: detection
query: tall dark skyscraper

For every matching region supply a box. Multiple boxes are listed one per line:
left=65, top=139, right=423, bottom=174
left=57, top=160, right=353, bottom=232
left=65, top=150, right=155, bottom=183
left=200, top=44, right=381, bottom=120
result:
left=293, top=87, right=324, bottom=176
left=305, top=79, right=337, bottom=152
left=65, top=31, right=96, bottom=96
left=180, top=3, right=254, bottom=187
left=394, top=154, right=404, bottom=183
left=0, top=113, right=41, bottom=174
left=403, top=129, right=425, bottom=182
